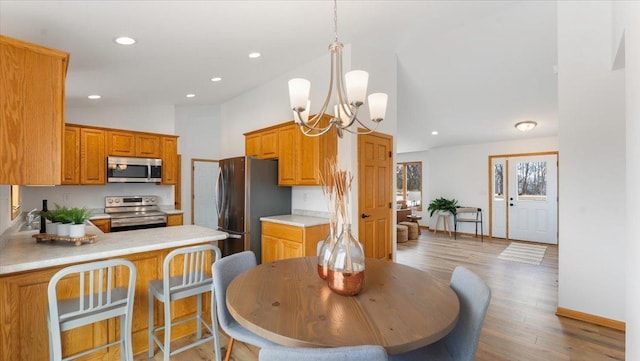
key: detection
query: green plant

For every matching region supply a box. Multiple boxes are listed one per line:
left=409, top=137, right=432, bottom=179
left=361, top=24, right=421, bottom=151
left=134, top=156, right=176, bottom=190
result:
left=67, top=207, right=92, bottom=225
left=43, top=204, right=71, bottom=223
left=427, top=197, right=458, bottom=217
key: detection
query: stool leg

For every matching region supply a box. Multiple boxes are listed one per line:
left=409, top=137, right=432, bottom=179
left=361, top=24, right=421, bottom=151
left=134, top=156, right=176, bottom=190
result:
left=163, top=299, right=171, bottom=361
left=196, top=293, right=203, bottom=339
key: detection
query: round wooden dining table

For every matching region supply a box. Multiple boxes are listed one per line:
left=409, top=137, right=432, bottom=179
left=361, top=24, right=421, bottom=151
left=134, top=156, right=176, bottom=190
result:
left=226, top=257, right=460, bottom=355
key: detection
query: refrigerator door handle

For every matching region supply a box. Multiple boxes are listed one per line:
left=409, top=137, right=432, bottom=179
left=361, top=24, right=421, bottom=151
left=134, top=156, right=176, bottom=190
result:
left=215, top=167, right=225, bottom=217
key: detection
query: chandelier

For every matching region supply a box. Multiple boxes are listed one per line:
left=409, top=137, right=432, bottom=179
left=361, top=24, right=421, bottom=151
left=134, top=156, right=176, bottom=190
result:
left=288, top=0, right=388, bottom=138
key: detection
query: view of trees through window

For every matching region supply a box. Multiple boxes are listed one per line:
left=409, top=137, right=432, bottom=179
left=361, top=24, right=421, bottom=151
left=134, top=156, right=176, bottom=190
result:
left=517, top=161, right=547, bottom=198
left=396, top=162, right=422, bottom=210
left=494, top=164, right=504, bottom=199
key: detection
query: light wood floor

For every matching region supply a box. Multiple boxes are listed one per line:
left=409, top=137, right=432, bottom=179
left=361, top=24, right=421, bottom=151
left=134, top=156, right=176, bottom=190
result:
left=136, top=231, right=625, bottom=361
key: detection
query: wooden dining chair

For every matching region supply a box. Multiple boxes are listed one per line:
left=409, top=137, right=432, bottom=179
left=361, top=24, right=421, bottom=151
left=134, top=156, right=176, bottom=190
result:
left=212, top=251, right=278, bottom=361
left=259, top=345, right=388, bottom=361
left=389, top=266, right=491, bottom=361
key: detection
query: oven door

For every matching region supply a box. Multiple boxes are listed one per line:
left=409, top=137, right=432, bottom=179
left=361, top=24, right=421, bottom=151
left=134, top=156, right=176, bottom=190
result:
left=110, top=214, right=167, bottom=232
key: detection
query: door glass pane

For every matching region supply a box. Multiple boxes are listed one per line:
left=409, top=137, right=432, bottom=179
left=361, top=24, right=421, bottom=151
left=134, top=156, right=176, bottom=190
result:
left=395, top=165, right=404, bottom=203
left=494, top=164, right=504, bottom=199
left=516, top=161, right=547, bottom=200
left=406, top=163, right=422, bottom=207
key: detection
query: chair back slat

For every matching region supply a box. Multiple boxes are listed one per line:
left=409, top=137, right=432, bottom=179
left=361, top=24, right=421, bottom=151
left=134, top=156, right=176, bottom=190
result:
left=163, top=244, right=221, bottom=293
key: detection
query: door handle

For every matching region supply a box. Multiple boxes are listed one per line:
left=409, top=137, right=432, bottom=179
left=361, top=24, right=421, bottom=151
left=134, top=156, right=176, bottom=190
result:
left=509, top=203, right=514, bottom=206
left=361, top=213, right=371, bottom=219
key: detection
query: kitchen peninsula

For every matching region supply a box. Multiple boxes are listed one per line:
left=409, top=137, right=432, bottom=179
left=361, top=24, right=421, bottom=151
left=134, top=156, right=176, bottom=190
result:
left=0, top=223, right=227, bottom=360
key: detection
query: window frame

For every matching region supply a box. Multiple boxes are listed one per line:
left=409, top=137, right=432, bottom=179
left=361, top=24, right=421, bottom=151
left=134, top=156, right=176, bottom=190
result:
left=396, top=161, right=423, bottom=211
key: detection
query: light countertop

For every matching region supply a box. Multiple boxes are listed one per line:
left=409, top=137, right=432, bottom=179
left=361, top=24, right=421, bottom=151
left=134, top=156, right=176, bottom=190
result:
left=260, top=214, right=329, bottom=228
left=162, top=209, right=184, bottom=215
left=0, top=224, right=227, bottom=275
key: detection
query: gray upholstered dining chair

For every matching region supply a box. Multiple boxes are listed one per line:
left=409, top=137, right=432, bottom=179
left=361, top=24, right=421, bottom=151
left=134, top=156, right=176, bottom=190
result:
left=259, top=345, right=389, bottom=361
left=390, top=266, right=491, bottom=361
left=212, top=251, right=278, bottom=361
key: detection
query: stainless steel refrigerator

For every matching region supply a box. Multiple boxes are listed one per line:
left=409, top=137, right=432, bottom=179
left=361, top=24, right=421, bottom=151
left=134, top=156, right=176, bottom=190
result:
left=216, top=156, right=291, bottom=262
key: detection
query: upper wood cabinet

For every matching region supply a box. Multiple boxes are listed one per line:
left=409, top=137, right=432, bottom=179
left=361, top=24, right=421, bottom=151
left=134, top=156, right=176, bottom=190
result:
left=244, top=127, right=278, bottom=159
left=278, top=116, right=337, bottom=186
left=80, top=128, right=106, bottom=185
left=62, top=126, right=80, bottom=184
left=107, top=131, right=161, bottom=158
left=0, top=35, right=69, bottom=185
left=161, top=136, right=178, bottom=185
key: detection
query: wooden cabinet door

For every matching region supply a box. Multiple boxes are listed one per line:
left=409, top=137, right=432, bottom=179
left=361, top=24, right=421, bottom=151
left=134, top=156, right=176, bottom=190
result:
left=62, top=126, right=80, bottom=184
left=277, top=125, right=297, bottom=186
left=245, top=133, right=260, bottom=157
left=281, top=239, right=303, bottom=260
left=261, top=235, right=280, bottom=264
left=166, top=213, right=183, bottom=226
left=0, top=36, right=68, bottom=185
left=107, top=130, right=135, bottom=156
left=136, top=134, right=161, bottom=158
left=259, top=129, right=278, bottom=159
left=161, top=136, right=178, bottom=185
left=80, top=128, right=106, bottom=185
left=296, top=132, right=321, bottom=185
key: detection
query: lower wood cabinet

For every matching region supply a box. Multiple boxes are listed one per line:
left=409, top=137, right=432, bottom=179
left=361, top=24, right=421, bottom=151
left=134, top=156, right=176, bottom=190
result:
left=0, top=245, right=214, bottom=360
left=91, top=218, right=111, bottom=233
left=261, top=221, right=329, bottom=263
left=166, top=213, right=183, bottom=226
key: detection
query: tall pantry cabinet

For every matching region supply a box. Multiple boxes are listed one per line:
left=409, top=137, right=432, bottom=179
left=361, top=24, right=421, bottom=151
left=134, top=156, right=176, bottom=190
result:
left=0, top=35, right=69, bottom=185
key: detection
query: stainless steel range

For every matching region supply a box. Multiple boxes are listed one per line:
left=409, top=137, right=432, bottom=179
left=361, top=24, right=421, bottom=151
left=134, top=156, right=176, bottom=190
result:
left=105, top=195, right=167, bottom=232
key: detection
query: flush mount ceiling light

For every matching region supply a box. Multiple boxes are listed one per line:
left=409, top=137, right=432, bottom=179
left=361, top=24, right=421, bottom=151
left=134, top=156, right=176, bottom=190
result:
left=87, top=94, right=101, bottom=100
left=515, top=120, right=537, bottom=132
left=114, top=36, right=136, bottom=45
left=287, top=0, right=388, bottom=138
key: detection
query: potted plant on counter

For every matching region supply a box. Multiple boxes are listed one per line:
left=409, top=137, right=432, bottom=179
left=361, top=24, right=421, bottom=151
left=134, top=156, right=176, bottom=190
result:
left=68, top=207, right=92, bottom=238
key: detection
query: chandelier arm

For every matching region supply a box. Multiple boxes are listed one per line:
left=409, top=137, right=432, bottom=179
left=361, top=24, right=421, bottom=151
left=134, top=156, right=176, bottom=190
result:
left=298, top=122, right=336, bottom=137
left=343, top=121, right=379, bottom=135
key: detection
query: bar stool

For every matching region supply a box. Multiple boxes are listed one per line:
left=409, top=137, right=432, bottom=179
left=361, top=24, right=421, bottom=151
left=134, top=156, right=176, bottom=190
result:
left=47, top=258, right=136, bottom=361
left=148, top=244, right=222, bottom=361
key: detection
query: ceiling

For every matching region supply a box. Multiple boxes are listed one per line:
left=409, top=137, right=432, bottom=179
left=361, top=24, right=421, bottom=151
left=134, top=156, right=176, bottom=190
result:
left=0, top=0, right=558, bottom=153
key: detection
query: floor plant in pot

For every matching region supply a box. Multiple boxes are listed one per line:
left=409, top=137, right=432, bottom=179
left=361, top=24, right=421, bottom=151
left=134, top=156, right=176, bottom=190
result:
left=427, top=197, right=459, bottom=217
left=68, top=207, right=92, bottom=238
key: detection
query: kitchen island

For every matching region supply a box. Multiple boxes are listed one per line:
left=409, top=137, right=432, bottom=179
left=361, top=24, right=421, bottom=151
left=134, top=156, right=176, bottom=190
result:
left=0, top=223, right=227, bottom=360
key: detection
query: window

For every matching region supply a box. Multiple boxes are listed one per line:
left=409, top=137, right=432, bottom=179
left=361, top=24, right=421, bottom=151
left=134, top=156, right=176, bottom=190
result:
left=396, top=162, right=422, bottom=210
left=494, top=164, right=504, bottom=199
left=516, top=161, right=547, bottom=200
left=10, top=185, right=20, bottom=220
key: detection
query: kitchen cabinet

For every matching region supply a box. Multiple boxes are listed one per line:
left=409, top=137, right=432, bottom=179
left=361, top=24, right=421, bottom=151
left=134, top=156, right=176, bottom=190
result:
left=261, top=221, right=328, bottom=263
left=277, top=115, right=337, bottom=186
left=91, top=218, right=110, bottom=233
left=107, top=130, right=162, bottom=158
left=166, top=213, right=183, bottom=226
left=161, top=136, right=178, bottom=185
left=0, top=245, right=212, bottom=359
left=80, top=128, right=106, bottom=185
left=0, top=35, right=69, bottom=185
left=62, top=126, right=80, bottom=184
left=244, top=127, right=279, bottom=159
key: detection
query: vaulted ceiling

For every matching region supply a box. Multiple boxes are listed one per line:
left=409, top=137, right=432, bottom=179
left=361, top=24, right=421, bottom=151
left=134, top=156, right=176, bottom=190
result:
left=0, top=0, right=558, bottom=153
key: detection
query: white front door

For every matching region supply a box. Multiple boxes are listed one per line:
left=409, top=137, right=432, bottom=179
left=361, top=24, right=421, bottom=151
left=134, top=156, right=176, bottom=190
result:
left=193, top=160, right=219, bottom=229
left=507, top=154, right=558, bottom=244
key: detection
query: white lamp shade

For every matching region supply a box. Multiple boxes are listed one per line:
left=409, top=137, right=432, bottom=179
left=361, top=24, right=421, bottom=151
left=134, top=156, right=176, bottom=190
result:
left=345, top=70, right=369, bottom=105
left=334, top=104, right=350, bottom=123
left=288, top=78, right=311, bottom=110
left=368, top=93, right=388, bottom=121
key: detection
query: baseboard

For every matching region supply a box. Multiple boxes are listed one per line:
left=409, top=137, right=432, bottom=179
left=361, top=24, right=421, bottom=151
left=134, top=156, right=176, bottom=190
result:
left=556, top=307, right=625, bottom=331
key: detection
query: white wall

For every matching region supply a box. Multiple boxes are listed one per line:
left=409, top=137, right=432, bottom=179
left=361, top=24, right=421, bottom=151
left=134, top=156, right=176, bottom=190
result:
left=398, top=136, right=558, bottom=232
left=617, top=0, right=640, bottom=356
left=66, top=105, right=175, bottom=134
left=175, top=104, right=222, bottom=225
left=557, top=1, right=626, bottom=323
left=0, top=185, right=16, bottom=233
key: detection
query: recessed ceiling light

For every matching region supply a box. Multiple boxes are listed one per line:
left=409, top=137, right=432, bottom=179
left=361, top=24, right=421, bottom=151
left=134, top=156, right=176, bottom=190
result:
left=431, top=131, right=438, bottom=135
left=248, top=52, right=261, bottom=59
left=186, top=94, right=196, bottom=98
left=88, top=95, right=101, bottom=100
left=114, top=36, right=136, bottom=45
left=211, top=77, right=222, bottom=82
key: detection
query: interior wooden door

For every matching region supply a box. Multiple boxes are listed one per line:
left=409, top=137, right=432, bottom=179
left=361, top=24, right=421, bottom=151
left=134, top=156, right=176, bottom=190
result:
left=358, top=132, right=393, bottom=260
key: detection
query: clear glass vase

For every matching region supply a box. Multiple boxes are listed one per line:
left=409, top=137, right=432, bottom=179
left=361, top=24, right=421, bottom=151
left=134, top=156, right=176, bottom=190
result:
left=317, top=226, right=339, bottom=280
left=327, top=224, right=365, bottom=296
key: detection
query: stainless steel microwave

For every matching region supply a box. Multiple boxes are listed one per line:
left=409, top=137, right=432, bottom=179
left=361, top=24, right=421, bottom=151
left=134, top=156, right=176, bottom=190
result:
left=107, top=156, right=162, bottom=183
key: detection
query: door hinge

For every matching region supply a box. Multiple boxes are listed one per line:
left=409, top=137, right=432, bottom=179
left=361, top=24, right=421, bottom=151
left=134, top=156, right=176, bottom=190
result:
left=389, top=151, right=392, bottom=158
left=389, top=202, right=392, bottom=209
left=388, top=253, right=393, bottom=260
